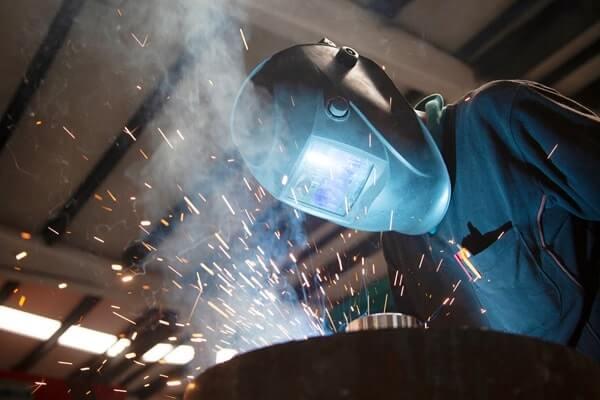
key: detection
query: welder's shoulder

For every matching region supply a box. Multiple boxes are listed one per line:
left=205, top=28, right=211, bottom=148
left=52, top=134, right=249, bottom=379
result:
left=460, top=80, right=532, bottom=128
left=466, top=80, right=527, bottom=108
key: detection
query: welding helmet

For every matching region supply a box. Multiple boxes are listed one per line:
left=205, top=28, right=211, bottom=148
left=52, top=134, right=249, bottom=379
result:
left=231, top=40, right=450, bottom=234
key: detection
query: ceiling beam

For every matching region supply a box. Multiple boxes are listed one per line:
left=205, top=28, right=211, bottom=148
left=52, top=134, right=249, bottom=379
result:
left=472, top=0, right=600, bottom=79
left=13, top=295, right=100, bottom=371
left=41, top=48, right=195, bottom=245
left=228, top=0, right=478, bottom=99
left=121, top=199, right=189, bottom=269
left=352, top=0, right=414, bottom=19
left=0, top=224, right=160, bottom=303
left=0, top=0, right=86, bottom=154
left=0, top=281, right=19, bottom=303
left=573, top=77, right=600, bottom=112
left=455, top=0, right=549, bottom=63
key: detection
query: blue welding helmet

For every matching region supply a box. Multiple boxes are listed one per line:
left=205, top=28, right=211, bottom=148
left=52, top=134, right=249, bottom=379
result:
left=231, top=40, right=450, bottom=234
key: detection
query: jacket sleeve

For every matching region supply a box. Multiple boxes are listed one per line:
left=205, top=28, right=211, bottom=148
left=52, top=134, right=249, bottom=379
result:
left=509, top=81, right=600, bottom=221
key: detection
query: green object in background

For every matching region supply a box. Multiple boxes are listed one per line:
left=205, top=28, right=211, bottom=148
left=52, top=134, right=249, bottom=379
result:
left=326, top=275, right=395, bottom=332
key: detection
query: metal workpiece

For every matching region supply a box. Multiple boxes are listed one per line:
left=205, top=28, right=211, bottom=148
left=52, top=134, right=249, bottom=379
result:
left=185, top=329, right=600, bottom=400
left=345, top=312, right=425, bottom=332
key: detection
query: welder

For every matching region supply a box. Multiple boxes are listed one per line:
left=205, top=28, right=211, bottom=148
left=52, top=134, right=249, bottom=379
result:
left=230, top=39, right=600, bottom=362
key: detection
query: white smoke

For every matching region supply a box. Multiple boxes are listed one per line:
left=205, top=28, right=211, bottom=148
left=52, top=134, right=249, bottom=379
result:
left=111, top=0, right=324, bottom=373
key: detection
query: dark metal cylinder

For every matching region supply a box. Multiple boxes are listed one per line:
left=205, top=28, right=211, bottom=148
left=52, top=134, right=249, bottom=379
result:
left=185, top=329, right=600, bottom=400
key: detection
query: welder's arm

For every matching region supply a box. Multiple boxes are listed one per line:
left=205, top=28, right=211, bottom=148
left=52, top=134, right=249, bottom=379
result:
left=509, top=82, right=600, bottom=221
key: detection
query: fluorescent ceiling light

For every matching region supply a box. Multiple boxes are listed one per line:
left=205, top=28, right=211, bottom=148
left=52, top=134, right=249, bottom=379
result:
left=58, top=325, right=117, bottom=354
left=163, top=345, right=195, bottom=365
left=142, top=343, right=174, bottom=362
left=106, top=338, right=131, bottom=357
left=215, top=348, right=238, bottom=364
left=0, top=306, right=61, bottom=340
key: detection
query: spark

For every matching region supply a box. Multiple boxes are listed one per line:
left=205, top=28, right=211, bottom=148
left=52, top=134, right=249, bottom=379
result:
left=106, top=190, right=117, bottom=202
left=199, top=263, right=214, bottom=276
left=417, top=254, right=424, bottom=269
left=547, top=144, right=558, bottom=160
left=337, top=252, right=343, bottom=272
left=222, top=195, right=236, bottom=215
left=93, top=236, right=104, bottom=243
left=435, top=259, right=444, bottom=272
left=168, top=265, right=182, bottom=278
left=140, top=220, right=151, bottom=226
left=325, top=308, right=337, bottom=333
left=18, top=295, right=26, bottom=307
left=243, top=177, right=252, bottom=191
left=139, top=149, right=149, bottom=159
left=112, top=311, right=137, bottom=325
left=157, top=128, right=174, bottom=149
left=113, top=389, right=127, bottom=393
left=15, top=251, right=27, bottom=260
left=123, top=126, right=137, bottom=141
left=20, top=232, right=31, bottom=240
left=208, top=301, right=229, bottom=319
left=130, top=32, right=149, bottom=47
left=62, top=126, right=76, bottom=139
left=184, top=196, right=200, bottom=215
left=215, top=233, right=230, bottom=250
left=57, top=361, right=73, bottom=365
left=58, top=282, right=68, bottom=289
left=111, top=264, right=123, bottom=271
left=452, top=280, right=462, bottom=292
left=239, top=28, right=249, bottom=51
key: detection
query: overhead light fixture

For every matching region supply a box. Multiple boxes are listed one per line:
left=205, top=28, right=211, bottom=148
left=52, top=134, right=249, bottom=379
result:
left=142, top=343, right=173, bottom=362
left=58, top=325, right=117, bottom=354
left=215, top=348, right=238, bottom=364
left=111, top=264, right=123, bottom=271
left=0, top=306, right=61, bottom=340
left=163, top=345, right=195, bottom=365
left=106, top=338, right=131, bottom=357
